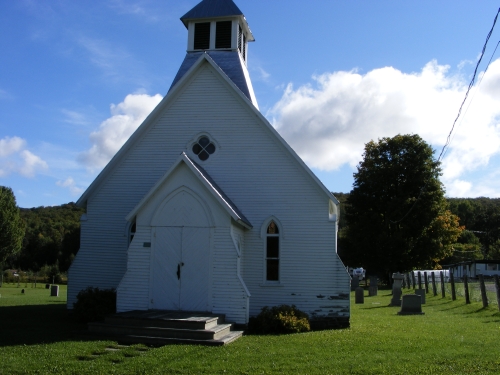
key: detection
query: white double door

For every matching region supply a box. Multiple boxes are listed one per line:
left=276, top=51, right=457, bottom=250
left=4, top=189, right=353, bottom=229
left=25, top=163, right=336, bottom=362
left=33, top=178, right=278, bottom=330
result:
left=150, top=226, right=210, bottom=311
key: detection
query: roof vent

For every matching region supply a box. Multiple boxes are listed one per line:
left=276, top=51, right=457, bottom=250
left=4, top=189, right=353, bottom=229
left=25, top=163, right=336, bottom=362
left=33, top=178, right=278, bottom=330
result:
left=194, top=22, right=211, bottom=50
left=216, top=21, right=232, bottom=49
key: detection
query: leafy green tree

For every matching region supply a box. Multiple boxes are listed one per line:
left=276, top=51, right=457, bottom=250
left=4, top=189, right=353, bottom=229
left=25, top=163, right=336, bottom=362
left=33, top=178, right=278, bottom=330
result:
left=342, top=135, right=463, bottom=280
left=0, top=186, right=25, bottom=262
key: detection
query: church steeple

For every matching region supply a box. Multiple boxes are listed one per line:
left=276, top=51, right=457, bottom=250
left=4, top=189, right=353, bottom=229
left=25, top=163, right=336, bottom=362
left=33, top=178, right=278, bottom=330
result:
left=170, top=0, right=258, bottom=108
left=180, top=0, right=254, bottom=63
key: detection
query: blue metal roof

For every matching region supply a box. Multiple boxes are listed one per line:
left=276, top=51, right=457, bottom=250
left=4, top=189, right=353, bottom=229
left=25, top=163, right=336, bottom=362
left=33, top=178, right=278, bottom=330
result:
left=169, top=51, right=253, bottom=103
left=181, top=0, right=243, bottom=23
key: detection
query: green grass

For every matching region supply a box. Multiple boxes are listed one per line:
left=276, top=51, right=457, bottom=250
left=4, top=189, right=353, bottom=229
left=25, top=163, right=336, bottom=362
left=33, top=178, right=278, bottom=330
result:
left=0, top=284, right=499, bottom=374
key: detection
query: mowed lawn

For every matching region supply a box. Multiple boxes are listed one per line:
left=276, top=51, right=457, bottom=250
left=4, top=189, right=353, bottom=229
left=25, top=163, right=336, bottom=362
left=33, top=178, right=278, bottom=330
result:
left=0, top=283, right=499, bottom=374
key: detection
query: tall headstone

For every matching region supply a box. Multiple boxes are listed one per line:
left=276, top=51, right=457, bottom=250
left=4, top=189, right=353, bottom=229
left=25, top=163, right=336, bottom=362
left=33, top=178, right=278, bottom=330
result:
left=424, top=272, right=429, bottom=293
left=417, top=272, right=422, bottom=290
left=391, top=273, right=404, bottom=306
left=50, top=285, right=59, bottom=297
left=355, top=287, right=364, bottom=304
left=406, top=273, right=411, bottom=289
left=411, top=272, right=416, bottom=290
left=368, top=276, right=378, bottom=296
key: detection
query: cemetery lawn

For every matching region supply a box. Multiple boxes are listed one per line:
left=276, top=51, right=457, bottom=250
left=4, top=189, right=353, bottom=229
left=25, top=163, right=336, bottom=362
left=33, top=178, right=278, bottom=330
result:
left=0, top=284, right=499, bottom=374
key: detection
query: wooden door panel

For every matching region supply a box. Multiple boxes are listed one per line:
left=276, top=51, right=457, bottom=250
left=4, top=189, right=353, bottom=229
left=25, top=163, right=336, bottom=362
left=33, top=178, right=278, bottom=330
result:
left=180, top=227, right=210, bottom=311
left=151, top=227, right=182, bottom=310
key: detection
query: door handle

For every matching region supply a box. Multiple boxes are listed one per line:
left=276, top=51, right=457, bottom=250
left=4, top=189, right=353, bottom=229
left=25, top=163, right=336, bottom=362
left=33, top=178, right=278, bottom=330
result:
left=177, top=262, right=185, bottom=280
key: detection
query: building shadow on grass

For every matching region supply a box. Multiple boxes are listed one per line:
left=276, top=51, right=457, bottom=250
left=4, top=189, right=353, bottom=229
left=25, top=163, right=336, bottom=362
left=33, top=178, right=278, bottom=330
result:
left=0, top=304, right=87, bottom=347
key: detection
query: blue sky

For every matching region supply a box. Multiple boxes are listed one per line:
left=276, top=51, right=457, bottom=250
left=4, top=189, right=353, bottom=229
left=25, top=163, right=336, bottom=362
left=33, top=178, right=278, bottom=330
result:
left=1, top=0, right=500, bottom=208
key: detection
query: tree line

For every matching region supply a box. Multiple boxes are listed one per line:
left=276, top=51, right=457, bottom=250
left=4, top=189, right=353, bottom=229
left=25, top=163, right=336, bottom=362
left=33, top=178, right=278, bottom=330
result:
left=1, top=188, right=84, bottom=276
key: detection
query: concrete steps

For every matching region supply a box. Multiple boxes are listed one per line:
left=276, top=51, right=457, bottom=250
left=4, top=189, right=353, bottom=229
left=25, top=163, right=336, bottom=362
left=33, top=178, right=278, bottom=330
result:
left=85, top=310, right=243, bottom=346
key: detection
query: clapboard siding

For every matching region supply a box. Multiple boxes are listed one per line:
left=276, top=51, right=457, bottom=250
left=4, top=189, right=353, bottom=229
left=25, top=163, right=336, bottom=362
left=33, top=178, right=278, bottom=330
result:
left=116, top=227, right=151, bottom=312
left=211, top=227, right=249, bottom=324
left=70, top=58, right=349, bottom=323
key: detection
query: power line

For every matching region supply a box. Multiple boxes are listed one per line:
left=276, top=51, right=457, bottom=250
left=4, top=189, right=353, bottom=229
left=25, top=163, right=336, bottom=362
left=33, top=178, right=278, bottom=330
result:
left=437, top=7, right=500, bottom=163
left=390, top=7, right=500, bottom=225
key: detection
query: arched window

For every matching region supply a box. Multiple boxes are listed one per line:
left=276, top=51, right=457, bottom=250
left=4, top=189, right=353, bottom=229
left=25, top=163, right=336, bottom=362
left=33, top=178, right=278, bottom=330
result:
left=266, top=221, right=279, bottom=281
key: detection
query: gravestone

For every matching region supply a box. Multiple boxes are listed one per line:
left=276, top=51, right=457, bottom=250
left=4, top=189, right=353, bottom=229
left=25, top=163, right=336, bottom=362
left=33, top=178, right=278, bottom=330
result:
left=351, top=276, right=359, bottom=291
left=424, top=272, right=429, bottom=293
left=411, top=272, right=416, bottom=290
left=398, top=294, right=424, bottom=315
left=355, top=287, right=364, bottom=304
left=45, top=284, right=50, bottom=289
left=368, top=276, right=378, bottom=296
left=415, top=289, right=426, bottom=304
left=431, top=272, right=437, bottom=296
left=50, top=285, right=59, bottom=297
left=391, top=273, right=404, bottom=306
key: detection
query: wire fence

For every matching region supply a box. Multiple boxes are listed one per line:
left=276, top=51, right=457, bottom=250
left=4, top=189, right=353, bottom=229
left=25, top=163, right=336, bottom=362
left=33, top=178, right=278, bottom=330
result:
left=402, top=271, right=500, bottom=310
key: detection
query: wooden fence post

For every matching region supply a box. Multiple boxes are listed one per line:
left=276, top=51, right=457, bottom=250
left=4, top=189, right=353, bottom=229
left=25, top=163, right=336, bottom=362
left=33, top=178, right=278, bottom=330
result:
left=450, top=271, right=456, bottom=301
left=494, top=275, right=500, bottom=312
left=464, top=275, right=470, bottom=304
left=440, top=271, right=445, bottom=298
left=478, top=274, right=488, bottom=308
left=431, top=272, right=437, bottom=296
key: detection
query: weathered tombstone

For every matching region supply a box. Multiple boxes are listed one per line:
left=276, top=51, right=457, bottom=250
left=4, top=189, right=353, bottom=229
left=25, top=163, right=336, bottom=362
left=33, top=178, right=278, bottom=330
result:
left=21, top=289, right=25, bottom=294
left=478, top=274, right=488, bottom=308
left=351, top=276, right=359, bottom=291
left=368, top=276, right=378, bottom=296
left=424, top=272, right=429, bottom=293
left=431, top=272, right=437, bottom=296
left=450, top=271, right=457, bottom=301
left=440, top=271, right=446, bottom=298
left=417, top=272, right=422, bottom=290
left=494, top=275, right=500, bottom=312
left=391, top=273, right=404, bottom=306
left=50, top=285, right=59, bottom=297
left=45, top=284, right=50, bottom=289
left=406, top=273, right=411, bottom=289
left=463, top=275, right=470, bottom=304
left=411, top=272, right=416, bottom=290
left=355, top=287, right=364, bottom=304
left=415, top=289, right=426, bottom=304
left=398, top=294, right=425, bottom=315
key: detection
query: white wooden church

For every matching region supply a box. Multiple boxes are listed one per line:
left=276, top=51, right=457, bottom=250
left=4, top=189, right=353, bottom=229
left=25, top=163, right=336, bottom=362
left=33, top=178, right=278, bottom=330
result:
left=68, top=0, right=350, bottom=328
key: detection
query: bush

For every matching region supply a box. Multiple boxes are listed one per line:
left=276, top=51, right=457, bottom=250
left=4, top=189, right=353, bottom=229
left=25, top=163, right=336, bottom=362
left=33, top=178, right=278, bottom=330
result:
left=73, top=287, right=116, bottom=323
left=248, top=305, right=310, bottom=334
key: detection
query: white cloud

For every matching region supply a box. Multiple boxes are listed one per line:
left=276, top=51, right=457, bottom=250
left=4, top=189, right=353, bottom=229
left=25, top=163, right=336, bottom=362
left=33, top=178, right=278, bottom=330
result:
left=0, top=136, right=48, bottom=177
left=0, top=136, right=26, bottom=157
left=78, top=93, right=163, bottom=170
left=19, top=150, right=49, bottom=177
left=56, top=177, right=84, bottom=196
left=270, top=59, right=500, bottom=197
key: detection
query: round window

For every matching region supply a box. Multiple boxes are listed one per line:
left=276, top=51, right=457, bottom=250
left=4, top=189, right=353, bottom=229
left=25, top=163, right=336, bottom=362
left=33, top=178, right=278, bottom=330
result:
left=192, top=136, right=216, bottom=161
